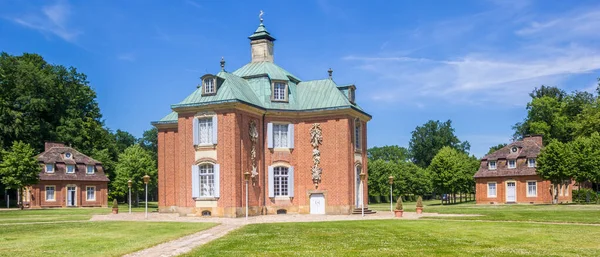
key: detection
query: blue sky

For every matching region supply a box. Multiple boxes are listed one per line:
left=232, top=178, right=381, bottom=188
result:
left=1, top=0, right=599, bottom=157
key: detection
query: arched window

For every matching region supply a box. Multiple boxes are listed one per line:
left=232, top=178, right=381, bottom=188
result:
left=273, top=166, right=289, bottom=196
left=199, top=164, right=215, bottom=197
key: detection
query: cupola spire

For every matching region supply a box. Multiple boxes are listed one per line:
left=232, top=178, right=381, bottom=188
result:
left=249, top=10, right=275, bottom=63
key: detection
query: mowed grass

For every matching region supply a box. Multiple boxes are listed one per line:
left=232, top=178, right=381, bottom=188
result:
left=185, top=220, right=600, bottom=257
left=370, top=200, right=600, bottom=224
left=0, top=221, right=216, bottom=257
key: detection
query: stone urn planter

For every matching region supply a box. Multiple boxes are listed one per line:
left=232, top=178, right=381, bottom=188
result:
left=111, top=199, right=119, bottom=214
left=416, top=207, right=423, bottom=214
left=394, top=196, right=404, bottom=218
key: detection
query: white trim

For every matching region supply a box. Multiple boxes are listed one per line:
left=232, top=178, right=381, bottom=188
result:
left=45, top=185, right=56, bottom=201
left=527, top=158, right=536, bottom=168
left=86, top=186, right=96, bottom=201
left=66, top=184, right=77, bottom=206
left=505, top=180, right=517, bottom=203
left=86, top=165, right=94, bottom=174
left=487, top=182, right=497, bottom=198
left=45, top=163, right=55, bottom=173
left=526, top=180, right=537, bottom=197
left=507, top=159, right=516, bottom=169
left=488, top=161, right=497, bottom=170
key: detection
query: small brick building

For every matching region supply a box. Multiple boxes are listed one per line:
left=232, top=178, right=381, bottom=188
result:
left=474, top=135, right=572, bottom=204
left=25, top=142, right=109, bottom=208
left=152, top=18, right=371, bottom=217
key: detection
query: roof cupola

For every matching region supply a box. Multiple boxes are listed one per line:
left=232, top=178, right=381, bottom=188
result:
left=249, top=10, right=275, bottom=63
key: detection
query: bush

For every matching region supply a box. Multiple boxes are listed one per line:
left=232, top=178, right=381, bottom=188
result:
left=416, top=196, right=423, bottom=208
left=395, top=196, right=403, bottom=210
left=573, top=189, right=599, bottom=204
left=112, top=199, right=119, bottom=208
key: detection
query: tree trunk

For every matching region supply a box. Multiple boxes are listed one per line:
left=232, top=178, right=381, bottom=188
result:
left=18, top=188, right=23, bottom=210
left=135, top=191, right=139, bottom=207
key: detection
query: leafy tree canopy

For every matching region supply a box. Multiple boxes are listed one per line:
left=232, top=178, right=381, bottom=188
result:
left=0, top=141, right=40, bottom=209
left=409, top=120, right=470, bottom=168
left=368, top=145, right=410, bottom=162
left=113, top=145, right=157, bottom=201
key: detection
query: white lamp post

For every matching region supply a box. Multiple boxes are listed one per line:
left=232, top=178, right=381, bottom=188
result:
left=359, top=172, right=366, bottom=217
left=143, top=175, right=150, bottom=219
left=127, top=180, right=132, bottom=214
left=389, top=176, right=394, bottom=213
left=244, top=172, right=250, bottom=220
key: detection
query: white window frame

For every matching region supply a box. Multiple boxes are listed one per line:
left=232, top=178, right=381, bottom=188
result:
left=273, top=123, right=289, bottom=148
left=86, top=165, right=94, bottom=174
left=487, top=182, right=497, bottom=198
left=65, top=152, right=73, bottom=159
left=86, top=186, right=96, bottom=201
left=45, top=164, right=54, bottom=173
left=273, top=166, right=290, bottom=197
left=354, top=119, right=362, bottom=151
left=526, top=180, right=537, bottom=197
left=199, top=164, right=215, bottom=197
left=508, top=159, right=516, bottom=169
left=197, top=117, right=213, bottom=145
left=66, top=165, right=75, bottom=174
left=527, top=158, right=536, bottom=168
left=203, top=77, right=216, bottom=94
left=272, top=82, right=288, bottom=102
left=488, top=161, right=497, bottom=170
left=45, top=185, right=56, bottom=201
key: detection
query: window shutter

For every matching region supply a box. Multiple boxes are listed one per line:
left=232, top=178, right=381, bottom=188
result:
left=191, top=165, right=199, bottom=198
left=288, top=124, right=294, bottom=149
left=192, top=117, right=199, bottom=145
left=268, top=166, right=274, bottom=198
left=288, top=166, right=294, bottom=197
left=214, top=164, right=220, bottom=198
left=267, top=123, right=274, bottom=148
left=212, top=115, right=218, bottom=144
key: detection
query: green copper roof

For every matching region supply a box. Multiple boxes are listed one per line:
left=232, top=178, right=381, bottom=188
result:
left=233, top=61, right=300, bottom=81
left=152, top=111, right=178, bottom=125
left=249, top=23, right=275, bottom=41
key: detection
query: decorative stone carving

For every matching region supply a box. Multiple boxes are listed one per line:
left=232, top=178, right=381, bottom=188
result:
left=249, top=120, right=259, bottom=180
left=310, top=123, right=323, bottom=188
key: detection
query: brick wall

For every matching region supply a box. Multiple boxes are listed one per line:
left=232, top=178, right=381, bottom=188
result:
left=29, top=181, right=108, bottom=208
left=476, top=175, right=573, bottom=204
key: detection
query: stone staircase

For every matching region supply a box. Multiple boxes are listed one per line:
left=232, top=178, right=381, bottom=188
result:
left=352, top=207, right=376, bottom=215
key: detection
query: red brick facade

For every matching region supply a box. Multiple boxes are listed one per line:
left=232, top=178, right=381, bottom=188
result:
left=28, top=182, right=108, bottom=208
left=156, top=107, right=369, bottom=217
left=475, top=176, right=573, bottom=204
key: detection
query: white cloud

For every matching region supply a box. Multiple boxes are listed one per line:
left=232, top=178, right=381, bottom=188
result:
left=344, top=4, right=600, bottom=107
left=10, top=0, right=80, bottom=42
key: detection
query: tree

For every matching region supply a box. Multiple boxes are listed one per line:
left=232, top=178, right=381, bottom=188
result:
left=570, top=133, right=600, bottom=188
left=0, top=141, right=40, bottom=209
left=139, top=128, right=158, bottom=162
left=487, top=143, right=507, bottom=154
left=113, top=145, right=157, bottom=205
left=114, top=129, right=137, bottom=154
left=536, top=140, right=574, bottom=204
left=0, top=52, right=110, bottom=155
left=368, top=145, right=410, bottom=162
left=428, top=146, right=477, bottom=204
left=409, top=120, right=470, bottom=168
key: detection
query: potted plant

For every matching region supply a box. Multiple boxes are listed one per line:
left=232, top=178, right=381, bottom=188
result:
left=112, top=199, right=119, bottom=214
left=394, top=196, right=403, bottom=218
left=416, top=196, right=424, bottom=214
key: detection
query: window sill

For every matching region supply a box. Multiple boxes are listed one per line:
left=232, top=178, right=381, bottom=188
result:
left=270, top=99, right=289, bottom=103
left=194, top=197, right=219, bottom=201
left=526, top=195, right=537, bottom=198
left=195, top=144, right=216, bottom=150
left=273, top=147, right=291, bottom=152
left=273, top=196, right=292, bottom=200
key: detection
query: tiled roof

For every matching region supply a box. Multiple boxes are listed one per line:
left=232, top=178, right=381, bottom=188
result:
left=37, top=146, right=109, bottom=182
left=153, top=111, right=178, bottom=124
left=233, top=61, right=299, bottom=81
left=474, top=138, right=542, bottom=178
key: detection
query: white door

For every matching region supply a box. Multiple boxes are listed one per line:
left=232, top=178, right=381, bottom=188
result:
left=310, top=194, right=325, bottom=214
left=67, top=186, right=76, bottom=206
left=506, top=182, right=516, bottom=203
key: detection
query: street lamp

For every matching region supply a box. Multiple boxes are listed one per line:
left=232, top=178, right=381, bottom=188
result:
left=389, top=176, right=394, bottom=213
left=244, top=172, right=251, bottom=220
left=359, top=172, right=366, bottom=217
left=127, top=180, right=132, bottom=214
left=143, top=175, right=150, bottom=219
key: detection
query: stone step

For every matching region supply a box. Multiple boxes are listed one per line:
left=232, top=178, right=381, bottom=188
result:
left=352, top=208, right=377, bottom=215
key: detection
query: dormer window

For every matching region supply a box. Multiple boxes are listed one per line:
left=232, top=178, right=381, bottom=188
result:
left=201, top=75, right=217, bottom=95
left=511, top=147, right=518, bottom=153
left=508, top=159, right=516, bottom=169
left=66, top=165, right=75, bottom=174
left=65, top=152, right=72, bottom=159
left=45, top=164, right=54, bottom=173
left=348, top=88, right=355, bottom=103
left=272, top=82, right=288, bottom=102
left=528, top=158, right=536, bottom=167
left=86, top=165, right=95, bottom=174
left=488, top=161, right=497, bottom=170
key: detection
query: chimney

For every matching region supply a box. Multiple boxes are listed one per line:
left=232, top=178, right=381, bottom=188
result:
left=45, top=141, right=65, bottom=151
left=523, top=135, right=543, bottom=146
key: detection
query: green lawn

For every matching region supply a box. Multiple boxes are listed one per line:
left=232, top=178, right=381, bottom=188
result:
left=0, top=221, right=216, bottom=257
left=370, top=201, right=600, bottom=224
left=184, top=220, right=600, bottom=256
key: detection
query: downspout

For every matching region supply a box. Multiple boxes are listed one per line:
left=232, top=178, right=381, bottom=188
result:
left=262, top=113, right=267, bottom=214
